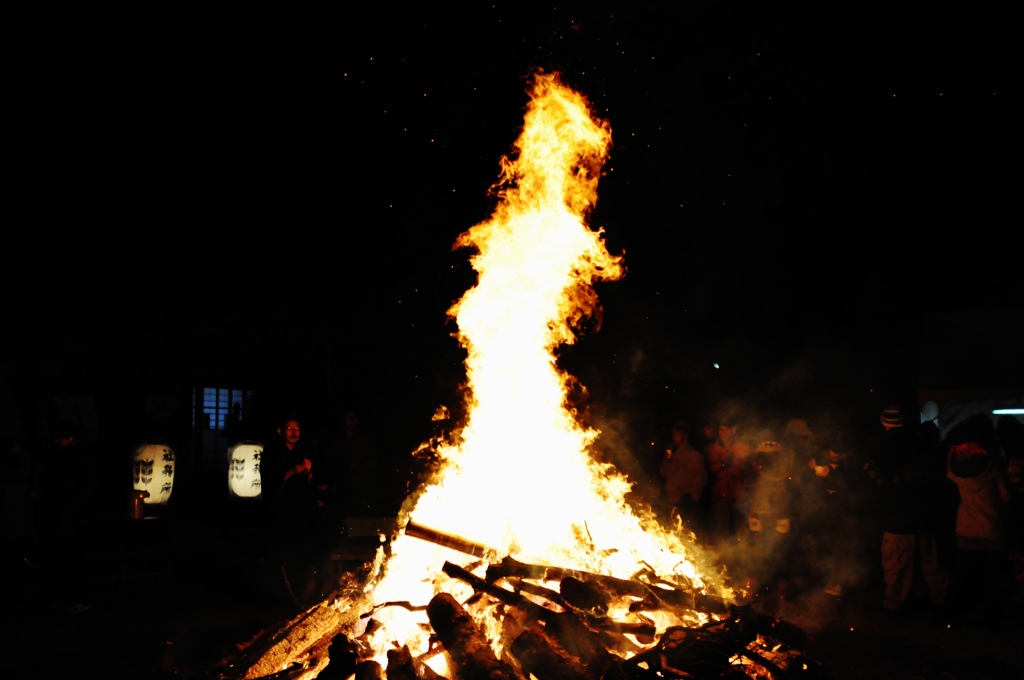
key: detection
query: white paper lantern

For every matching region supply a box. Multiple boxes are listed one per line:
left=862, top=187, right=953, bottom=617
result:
left=133, top=443, right=175, bottom=505
left=227, top=442, right=263, bottom=498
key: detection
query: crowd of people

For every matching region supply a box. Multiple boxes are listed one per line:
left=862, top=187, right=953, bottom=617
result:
left=658, top=406, right=1024, bottom=627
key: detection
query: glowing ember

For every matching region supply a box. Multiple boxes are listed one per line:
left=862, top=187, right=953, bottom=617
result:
left=360, top=72, right=718, bottom=667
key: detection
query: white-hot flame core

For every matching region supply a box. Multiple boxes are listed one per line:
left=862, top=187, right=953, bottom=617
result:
left=362, top=73, right=713, bottom=662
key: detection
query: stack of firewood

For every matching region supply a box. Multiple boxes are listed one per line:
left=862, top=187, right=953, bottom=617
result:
left=223, top=525, right=830, bottom=680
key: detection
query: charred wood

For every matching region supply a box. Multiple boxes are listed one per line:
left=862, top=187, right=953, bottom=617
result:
left=693, top=592, right=730, bottom=615
left=601, top=620, right=656, bottom=642
left=696, top=608, right=760, bottom=649
left=735, top=647, right=787, bottom=679
left=509, top=625, right=590, bottom=680
left=544, top=613, right=605, bottom=665
left=361, top=601, right=428, bottom=619
left=698, top=605, right=811, bottom=656
left=633, top=583, right=729, bottom=616
left=627, top=565, right=728, bottom=613
left=354, top=660, right=385, bottom=680
left=315, top=634, right=358, bottom=679
left=596, top=627, right=647, bottom=659
left=487, top=557, right=648, bottom=598
left=426, top=593, right=519, bottom=680
left=623, top=626, right=733, bottom=679
left=506, top=577, right=570, bottom=610
left=486, top=557, right=728, bottom=615
left=666, top=640, right=736, bottom=677
left=545, top=613, right=627, bottom=680
left=385, top=646, right=418, bottom=680
left=442, top=561, right=554, bottom=622
left=444, top=561, right=656, bottom=641
left=750, top=611, right=807, bottom=650
left=560, top=576, right=610, bottom=613
left=630, top=564, right=692, bottom=591
left=249, top=662, right=305, bottom=680
left=618, top=609, right=821, bottom=680
left=226, top=601, right=354, bottom=680
left=407, top=524, right=729, bottom=614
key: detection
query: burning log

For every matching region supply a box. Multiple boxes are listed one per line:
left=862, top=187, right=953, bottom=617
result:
left=486, top=556, right=728, bottom=615
left=221, top=601, right=357, bottom=680
left=751, top=613, right=807, bottom=650
left=384, top=646, right=417, bottom=680
left=404, top=526, right=654, bottom=609
left=313, top=635, right=358, bottom=679
left=629, top=626, right=737, bottom=678
left=218, top=555, right=825, bottom=680
left=486, top=556, right=648, bottom=598
left=425, top=593, right=519, bottom=680
left=443, top=561, right=657, bottom=640
left=507, top=577, right=571, bottom=610
left=221, top=520, right=825, bottom=680
left=545, top=613, right=627, bottom=680
left=560, top=576, right=610, bottom=613
left=405, top=521, right=493, bottom=558
left=509, top=625, right=589, bottom=680
left=442, top=561, right=554, bottom=621
left=616, top=607, right=830, bottom=680
left=354, top=661, right=385, bottom=680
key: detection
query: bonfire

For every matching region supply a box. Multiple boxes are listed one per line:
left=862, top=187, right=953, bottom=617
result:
left=221, top=72, right=827, bottom=680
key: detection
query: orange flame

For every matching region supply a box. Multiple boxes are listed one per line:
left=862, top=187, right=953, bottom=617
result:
left=360, top=72, right=717, bottom=668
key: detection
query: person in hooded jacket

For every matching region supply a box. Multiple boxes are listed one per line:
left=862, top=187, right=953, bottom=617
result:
left=944, top=414, right=1013, bottom=625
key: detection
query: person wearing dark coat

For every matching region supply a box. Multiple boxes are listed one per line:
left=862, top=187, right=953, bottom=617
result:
left=866, top=405, right=948, bottom=611
left=261, top=417, right=324, bottom=605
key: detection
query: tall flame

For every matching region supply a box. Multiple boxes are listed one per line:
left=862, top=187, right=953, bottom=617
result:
left=363, top=73, right=712, bottom=665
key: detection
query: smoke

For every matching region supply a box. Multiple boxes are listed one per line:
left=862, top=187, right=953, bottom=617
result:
left=639, top=342, right=883, bottom=627
left=555, top=330, right=885, bottom=619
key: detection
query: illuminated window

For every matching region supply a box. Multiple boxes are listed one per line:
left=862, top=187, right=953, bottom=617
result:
left=192, top=387, right=252, bottom=431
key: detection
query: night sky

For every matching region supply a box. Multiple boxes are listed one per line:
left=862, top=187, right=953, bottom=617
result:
left=5, top=6, right=1019, bottom=465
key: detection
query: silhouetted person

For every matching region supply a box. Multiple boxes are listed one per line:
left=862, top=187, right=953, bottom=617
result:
left=867, top=405, right=948, bottom=612
left=803, top=434, right=867, bottom=599
left=659, top=421, right=707, bottom=534
left=262, top=416, right=323, bottom=606
left=704, top=423, right=744, bottom=545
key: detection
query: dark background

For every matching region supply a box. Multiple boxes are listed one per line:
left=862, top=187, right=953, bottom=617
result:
left=3, top=4, right=1020, bottom=512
